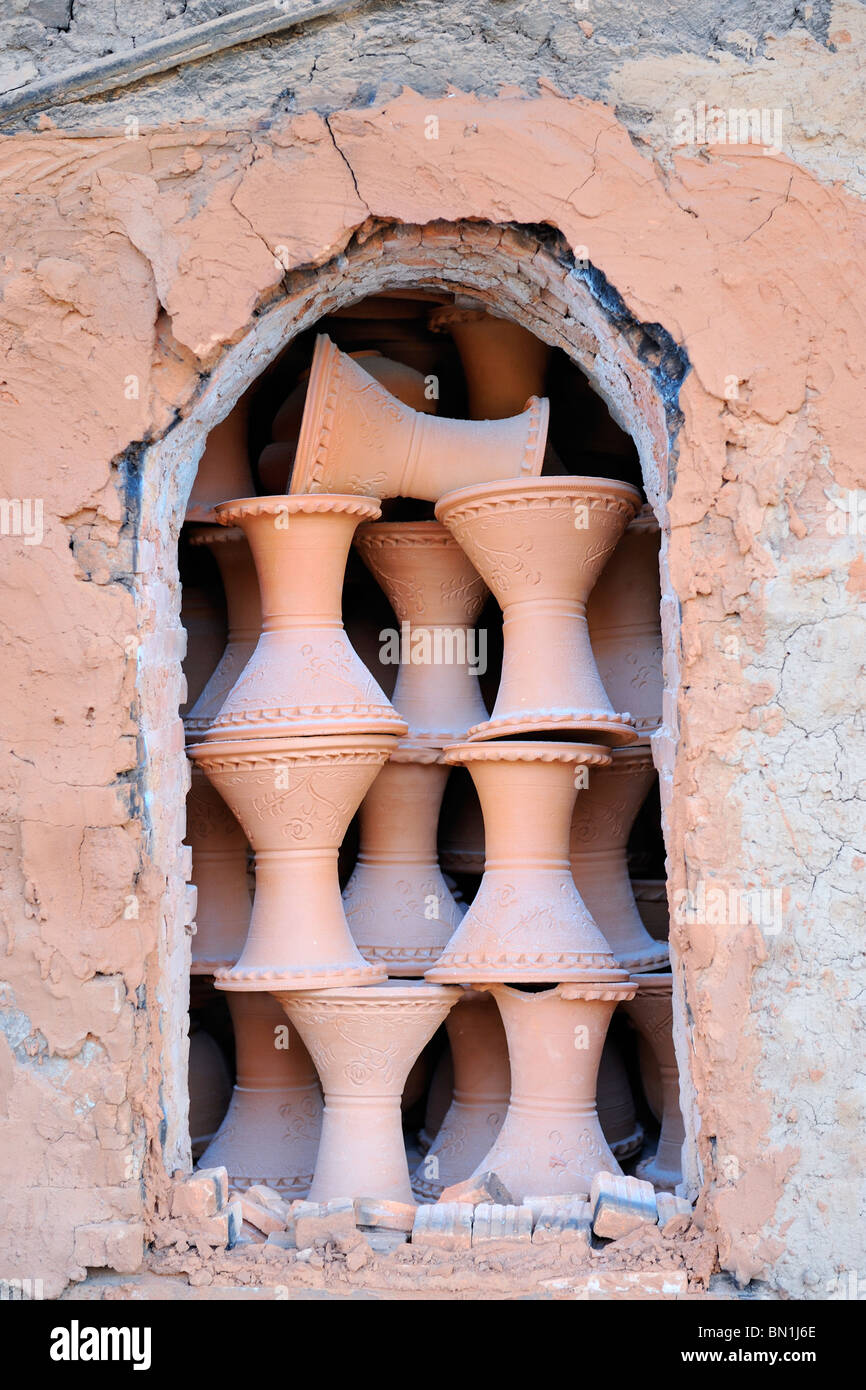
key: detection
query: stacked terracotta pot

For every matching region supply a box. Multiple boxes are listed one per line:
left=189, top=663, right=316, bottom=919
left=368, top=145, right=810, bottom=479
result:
left=182, top=320, right=683, bottom=1210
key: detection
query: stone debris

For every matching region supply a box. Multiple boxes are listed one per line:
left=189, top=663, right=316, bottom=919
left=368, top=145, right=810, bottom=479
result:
left=245, top=1185, right=292, bottom=1225
left=471, top=1203, right=533, bottom=1247
left=293, top=1197, right=356, bottom=1248
left=591, top=1173, right=658, bottom=1240
left=354, top=1196, right=416, bottom=1232
left=438, top=1171, right=514, bottom=1207
left=530, top=1198, right=592, bottom=1247
left=171, top=1167, right=229, bottom=1220
left=237, top=1195, right=287, bottom=1236
left=412, top=1202, right=473, bottom=1251
left=656, top=1192, right=693, bottom=1230
left=265, top=1230, right=295, bottom=1249
left=360, top=1227, right=410, bottom=1253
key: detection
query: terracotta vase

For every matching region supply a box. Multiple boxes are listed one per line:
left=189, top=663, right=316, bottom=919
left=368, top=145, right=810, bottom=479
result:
left=342, top=748, right=463, bottom=976
left=186, top=765, right=252, bottom=974
left=418, top=1045, right=454, bottom=1153
left=597, top=1033, right=643, bottom=1161
left=412, top=989, right=510, bottom=1200
left=259, top=351, right=438, bottom=495
left=180, top=581, right=227, bottom=715
left=187, top=734, right=396, bottom=991
left=632, top=879, right=671, bottom=942
left=198, top=992, right=322, bottom=1198
left=437, top=765, right=485, bottom=874
left=588, top=504, right=663, bottom=738
left=188, top=1025, right=233, bottom=1158
left=428, top=305, right=551, bottom=420
left=426, top=743, right=629, bottom=984
left=469, top=981, right=636, bottom=1201
left=354, top=520, right=489, bottom=746
left=623, top=973, right=685, bottom=1191
left=289, top=335, right=548, bottom=500
left=187, top=392, right=255, bottom=522
left=183, top=526, right=262, bottom=739
left=200, top=496, right=406, bottom=741
left=435, top=477, right=642, bottom=743
left=569, top=745, right=669, bottom=973
left=276, top=981, right=462, bottom=1204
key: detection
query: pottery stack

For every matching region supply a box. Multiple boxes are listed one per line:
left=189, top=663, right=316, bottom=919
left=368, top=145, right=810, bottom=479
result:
left=181, top=327, right=682, bottom=1208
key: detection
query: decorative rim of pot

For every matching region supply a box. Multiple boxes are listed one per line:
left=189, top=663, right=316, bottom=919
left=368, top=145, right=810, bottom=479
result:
left=477, top=979, right=638, bottom=1002
left=627, top=503, right=660, bottom=534
left=442, top=740, right=613, bottom=767
left=355, top=519, right=464, bottom=549
left=466, top=711, right=638, bottom=746
left=615, top=943, right=671, bottom=971
left=434, top=474, right=643, bottom=524
left=187, top=732, right=400, bottom=770
left=596, top=743, right=657, bottom=773
left=426, top=958, right=631, bottom=985
left=627, top=971, right=674, bottom=995
left=190, top=957, right=238, bottom=975
left=275, top=980, right=464, bottom=1007
left=388, top=745, right=444, bottom=765
left=215, top=960, right=388, bottom=992
left=187, top=523, right=246, bottom=547
left=214, top=493, right=382, bottom=526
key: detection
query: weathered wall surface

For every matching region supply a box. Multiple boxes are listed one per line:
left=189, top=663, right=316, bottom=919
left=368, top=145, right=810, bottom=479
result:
left=0, top=3, right=864, bottom=1300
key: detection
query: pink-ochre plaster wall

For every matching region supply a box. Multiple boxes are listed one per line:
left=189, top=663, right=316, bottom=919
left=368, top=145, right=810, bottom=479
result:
left=0, top=88, right=863, bottom=1298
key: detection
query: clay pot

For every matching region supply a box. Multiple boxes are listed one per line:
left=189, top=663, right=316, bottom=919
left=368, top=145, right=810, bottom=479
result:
left=597, top=1033, right=643, bottom=1161
left=260, top=351, right=438, bottom=495
left=469, top=981, right=636, bottom=1201
left=180, top=582, right=227, bottom=714
left=588, top=505, right=663, bottom=737
left=198, top=993, right=322, bottom=1197
left=426, top=742, right=629, bottom=984
left=428, top=305, right=551, bottom=420
left=623, top=973, right=685, bottom=1191
left=187, top=734, right=397, bottom=991
left=632, top=879, right=671, bottom=942
left=184, top=526, right=262, bottom=739
left=276, top=981, right=462, bottom=1203
left=200, top=496, right=407, bottom=742
left=569, top=746, right=670, bottom=973
left=412, top=989, right=510, bottom=1200
left=188, top=1025, right=233, bottom=1157
left=289, top=335, right=548, bottom=500
left=435, top=477, right=642, bottom=743
left=354, top=520, right=489, bottom=746
left=342, top=748, right=463, bottom=976
left=437, top=765, right=486, bottom=875
left=418, top=1046, right=454, bottom=1153
left=187, top=393, right=255, bottom=522
left=186, top=765, right=252, bottom=974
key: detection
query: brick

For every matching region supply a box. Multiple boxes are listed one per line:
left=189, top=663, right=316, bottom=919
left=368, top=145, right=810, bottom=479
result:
left=345, top=1243, right=369, bottom=1272
left=237, top=1195, right=287, bottom=1236
left=265, top=1230, right=296, bottom=1250
left=438, top=1172, right=514, bottom=1208
left=73, top=1221, right=145, bottom=1274
left=354, top=1197, right=416, bottom=1233
left=471, top=1204, right=532, bottom=1247
left=591, top=1173, right=657, bottom=1240
left=294, top=1198, right=355, bottom=1248
left=171, top=1167, right=228, bottom=1219
left=360, top=1227, right=410, bottom=1254
left=246, top=1185, right=292, bottom=1224
left=531, top=1199, right=592, bottom=1248
left=194, top=1201, right=242, bottom=1248
left=656, top=1192, right=693, bottom=1229
left=412, top=1202, right=473, bottom=1252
